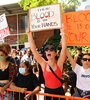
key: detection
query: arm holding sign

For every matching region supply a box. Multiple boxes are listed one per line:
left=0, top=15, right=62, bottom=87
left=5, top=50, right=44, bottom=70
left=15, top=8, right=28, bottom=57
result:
left=26, top=29, right=46, bottom=71
left=57, top=24, right=67, bottom=72
left=66, top=48, right=76, bottom=69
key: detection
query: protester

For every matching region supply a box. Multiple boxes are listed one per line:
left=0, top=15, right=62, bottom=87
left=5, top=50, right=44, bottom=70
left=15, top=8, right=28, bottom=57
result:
left=26, top=24, right=66, bottom=100
left=20, top=48, right=32, bottom=64
left=11, top=48, right=20, bottom=70
left=66, top=48, right=90, bottom=97
left=84, top=49, right=88, bottom=54
left=9, top=61, right=40, bottom=100
left=0, top=43, right=17, bottom=99
left=74, top=47, right=83, bottom=66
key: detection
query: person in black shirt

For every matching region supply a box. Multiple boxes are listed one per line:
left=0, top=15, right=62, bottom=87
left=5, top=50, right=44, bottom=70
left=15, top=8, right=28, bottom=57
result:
left=9, top=61, right=40, bottom=100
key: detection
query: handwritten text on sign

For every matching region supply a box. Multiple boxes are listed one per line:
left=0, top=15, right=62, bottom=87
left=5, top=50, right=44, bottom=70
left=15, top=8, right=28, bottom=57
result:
left=30, top=4, right=61, bottom=32
left=0, top=14, right=10, bottom=38
left=62, top=10, right=90, bottom=46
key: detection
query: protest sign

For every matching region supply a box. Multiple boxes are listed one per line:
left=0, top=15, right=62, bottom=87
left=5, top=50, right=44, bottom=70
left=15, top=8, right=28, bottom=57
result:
left=0, top=38, right=4, bottom=43
left=29, top=3, right=62, bottom=32
left=62, top=10, right=90, bottom=46
left=0, top=14, right=10, bottom=39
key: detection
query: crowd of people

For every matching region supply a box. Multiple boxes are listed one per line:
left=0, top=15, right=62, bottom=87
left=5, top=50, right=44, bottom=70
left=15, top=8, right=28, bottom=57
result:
left=0, top=24, right=90, bottom=100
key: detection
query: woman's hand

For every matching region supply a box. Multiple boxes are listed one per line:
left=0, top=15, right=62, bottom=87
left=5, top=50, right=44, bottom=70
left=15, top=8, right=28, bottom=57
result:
left=0, top=87, right=5, bottom=94
left=24, top=93, right=31, bottom=100
left=20, top=88, right=27, bottom=93
left=60, top=23, right=65, bottom=35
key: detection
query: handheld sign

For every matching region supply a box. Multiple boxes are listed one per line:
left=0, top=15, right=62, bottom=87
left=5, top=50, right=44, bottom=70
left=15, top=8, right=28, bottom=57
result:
left=0, top=38, right=4, bottom=43
left=29, top=3, right=62, bottom=32
left=62, top=10, right=90, bottom=46
left=0, top=14, right=10, bottom=39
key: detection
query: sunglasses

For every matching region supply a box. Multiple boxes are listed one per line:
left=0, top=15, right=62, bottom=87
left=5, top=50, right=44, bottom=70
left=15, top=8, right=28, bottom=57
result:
left=83, top=58, right=90, bottom=62
left=45, top=47, right=55, bottom=52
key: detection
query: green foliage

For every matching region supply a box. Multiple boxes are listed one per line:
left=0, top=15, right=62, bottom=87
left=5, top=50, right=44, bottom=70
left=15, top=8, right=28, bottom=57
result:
left=61, top=0, right=87, bottom=12
left=19, top=0, right=58, bottom=10
left=19, top=34, right=28, bottom=44
left=19, top=0, right=87, bottom=12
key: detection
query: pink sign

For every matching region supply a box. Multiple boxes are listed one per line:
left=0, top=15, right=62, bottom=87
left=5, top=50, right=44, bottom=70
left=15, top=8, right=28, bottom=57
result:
left=0, top=14, right=10, bottom=38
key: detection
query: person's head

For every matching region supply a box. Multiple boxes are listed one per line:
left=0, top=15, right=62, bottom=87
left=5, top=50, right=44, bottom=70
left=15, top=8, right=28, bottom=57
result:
left=26, top=48, right=32, bottom=57
left=44, top=44, right=57, bottom=60
left=84, top=49, right=88, bottom=54
left=0, top=43, right=11, bottom=62
left=81, top=53, right=90, bottom=68
left=77, top=47, right=82, bottom=54
left=19, top=61, right=32, bottom=75
left=11, top=49, right=17, bottom=58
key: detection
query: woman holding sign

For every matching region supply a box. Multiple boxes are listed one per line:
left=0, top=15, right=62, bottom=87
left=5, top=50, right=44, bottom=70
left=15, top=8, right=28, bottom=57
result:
left=26, top=24, right=66, bottom=100
left=66, top=48, right=90, bottom=97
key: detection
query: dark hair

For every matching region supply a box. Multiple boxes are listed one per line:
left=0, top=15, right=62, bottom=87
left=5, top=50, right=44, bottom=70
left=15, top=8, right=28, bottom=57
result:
left=82, top=53, right=90, bottom=58
left=77, top=47, right=82, bottom=51
left=0, top=50, right=8, bottom=56
left=23, top=61, right=33, bottom=73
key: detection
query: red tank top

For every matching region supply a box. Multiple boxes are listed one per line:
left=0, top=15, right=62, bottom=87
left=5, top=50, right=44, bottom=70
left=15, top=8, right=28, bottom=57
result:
left=43, top=63, right=62, bottom=89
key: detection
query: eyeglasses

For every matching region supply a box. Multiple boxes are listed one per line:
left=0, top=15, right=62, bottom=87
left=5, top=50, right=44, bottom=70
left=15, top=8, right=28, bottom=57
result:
left=83, top=58, right=90, bottom=62
left=45, top=47, right=55, bottom=52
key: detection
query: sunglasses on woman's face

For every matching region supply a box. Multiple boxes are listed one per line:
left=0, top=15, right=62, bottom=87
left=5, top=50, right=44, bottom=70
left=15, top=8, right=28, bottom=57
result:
left=83, top=58, right=90, bottom=62
left=45, top=47, right=55, bottom=52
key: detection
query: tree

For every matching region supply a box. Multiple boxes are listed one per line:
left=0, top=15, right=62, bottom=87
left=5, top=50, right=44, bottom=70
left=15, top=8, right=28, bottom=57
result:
left=61, top=0, right=87, bottom=12
left=19, top=0, right=58, bottom=11
left=19, top=34, right=28, bottom=44
left=19, top=0, right=87, bottom=12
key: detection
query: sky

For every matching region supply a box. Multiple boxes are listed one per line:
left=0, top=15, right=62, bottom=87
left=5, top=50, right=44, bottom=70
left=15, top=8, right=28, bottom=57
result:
left=0, top=0, right=20, bottom=5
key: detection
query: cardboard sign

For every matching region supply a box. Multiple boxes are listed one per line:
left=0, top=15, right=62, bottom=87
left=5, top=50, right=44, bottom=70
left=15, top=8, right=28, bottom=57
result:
left=62, top=10, right=90, bottom=46
left=29, top=3, right=62, bottom=32
left=0, top=14, right=10, bottom=38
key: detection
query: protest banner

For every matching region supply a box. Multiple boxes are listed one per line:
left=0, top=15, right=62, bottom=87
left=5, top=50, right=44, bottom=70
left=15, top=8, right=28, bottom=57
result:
left=0, top=38, right=4, bottom=43
left=29, top=3, right=62, bottom=32
left=62, top=10, right=90, bottom=46
left=0, top=14, right=10, bottom=39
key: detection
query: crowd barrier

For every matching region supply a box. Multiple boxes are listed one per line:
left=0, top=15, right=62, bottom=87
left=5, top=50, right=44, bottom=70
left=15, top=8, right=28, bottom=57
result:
left=0, top=87, right=90, bottom=100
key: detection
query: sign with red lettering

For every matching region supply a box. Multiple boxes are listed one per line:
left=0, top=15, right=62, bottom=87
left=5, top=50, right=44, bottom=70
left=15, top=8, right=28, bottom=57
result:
left=29, top=3, right=62, bottom=32
left=0, top=14, right=10, bottom=39
left=62, top=10, right=90, bottom=46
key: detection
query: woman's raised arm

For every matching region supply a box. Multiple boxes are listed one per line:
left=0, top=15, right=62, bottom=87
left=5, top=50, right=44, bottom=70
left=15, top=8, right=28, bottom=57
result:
left=26, top=29, right=46, bottom=70
left=57, top=24, right=67, bottom=71
left=66, top=48, right=76, bottom=69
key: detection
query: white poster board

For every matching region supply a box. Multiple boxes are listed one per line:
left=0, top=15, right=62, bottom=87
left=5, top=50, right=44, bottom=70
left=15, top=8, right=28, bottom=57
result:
left=0, top=14, right=10, bottom=38
left=29, top=3, right=62, bottom=32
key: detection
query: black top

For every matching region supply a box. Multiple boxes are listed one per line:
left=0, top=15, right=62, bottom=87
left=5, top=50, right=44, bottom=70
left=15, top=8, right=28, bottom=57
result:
left=13, top=73, right=40, bottom=100
left=76, top=54, right=83, bottom=66
left=0, top=67, right=9, bottom=80
left=67, top=71, right=77, bottom=95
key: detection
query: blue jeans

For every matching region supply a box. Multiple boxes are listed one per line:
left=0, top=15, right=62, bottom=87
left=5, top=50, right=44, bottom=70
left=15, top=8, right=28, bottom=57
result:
left=75, top=88, right=90, bottom=98
left=75, top=89, right=81, bottom=97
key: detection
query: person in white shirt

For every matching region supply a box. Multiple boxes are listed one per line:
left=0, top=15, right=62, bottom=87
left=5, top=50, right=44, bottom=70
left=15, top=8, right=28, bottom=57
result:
left=66, top=48, right=90, bottom=97
left=20, top=48, right=32, bottom=64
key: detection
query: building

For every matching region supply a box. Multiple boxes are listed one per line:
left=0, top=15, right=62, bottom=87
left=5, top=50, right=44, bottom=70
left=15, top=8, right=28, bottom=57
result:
left=0, top=3, right=55, bottom=49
